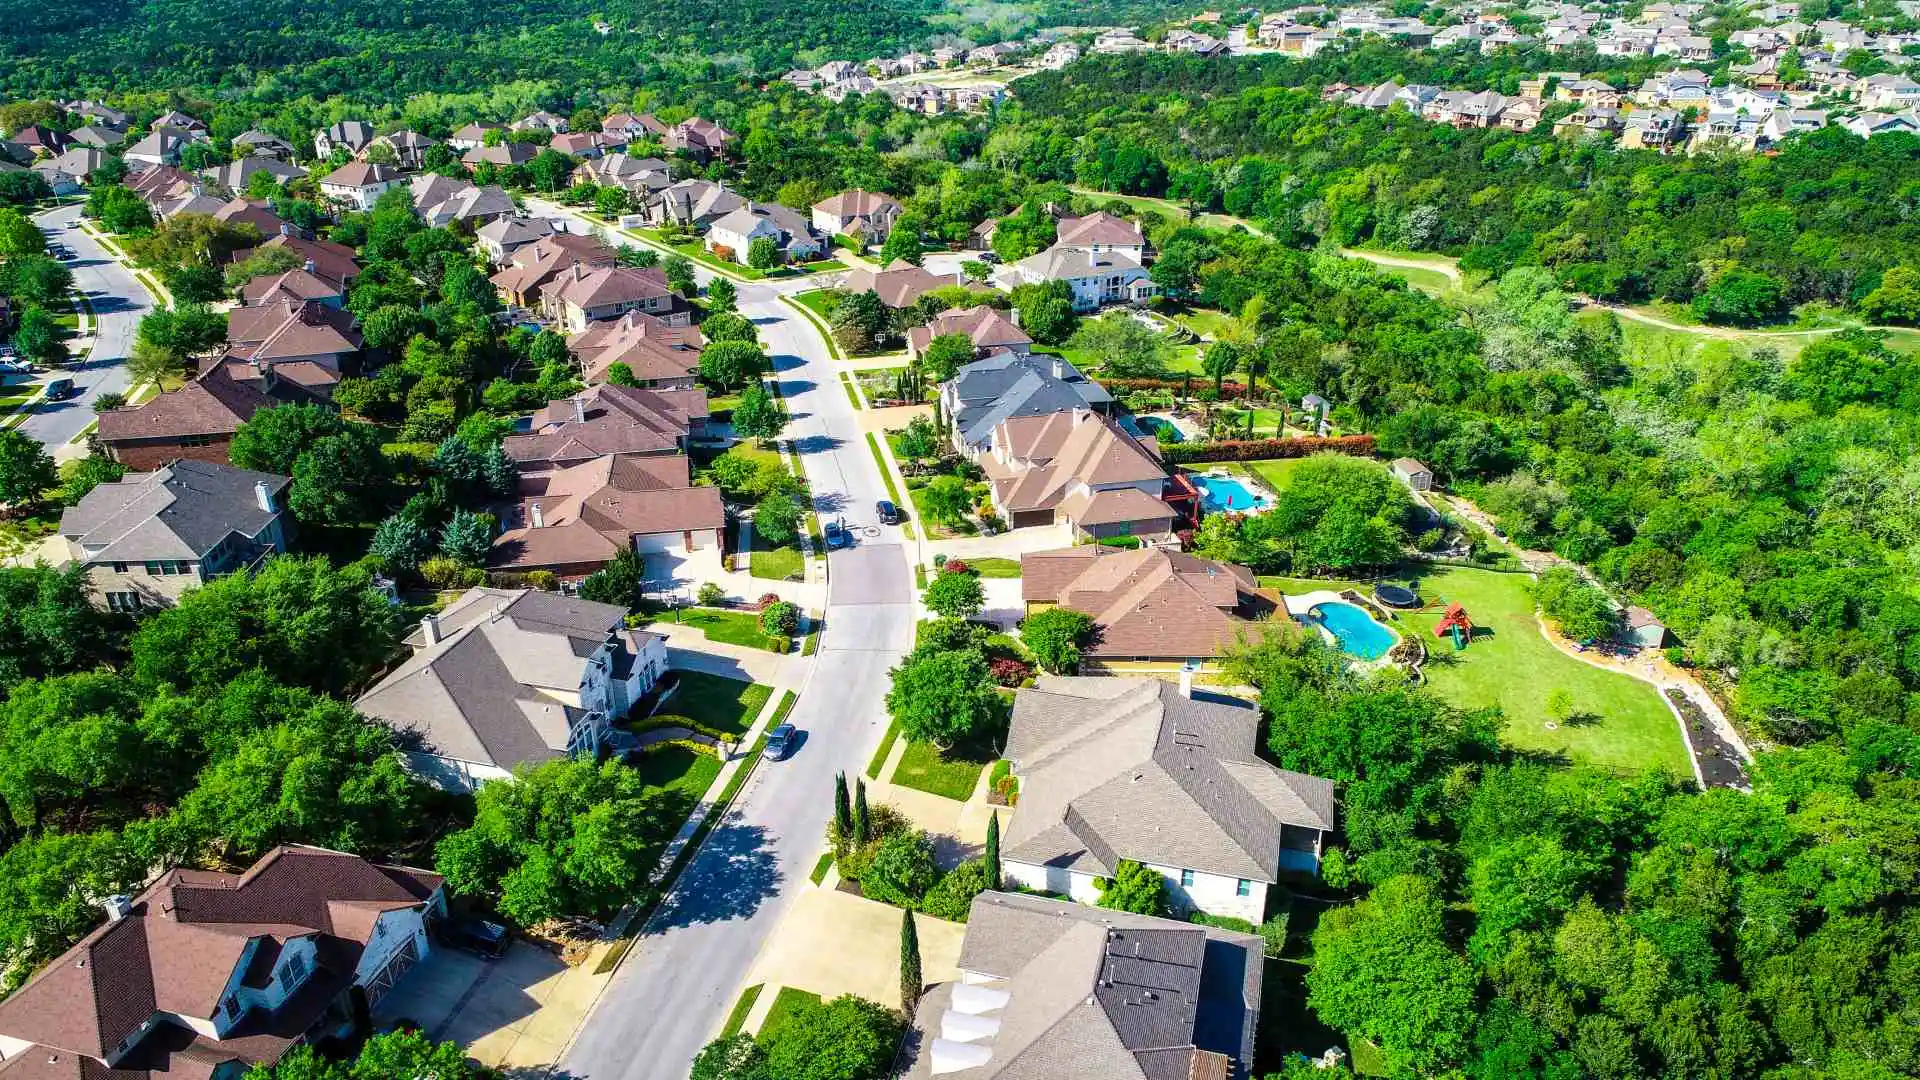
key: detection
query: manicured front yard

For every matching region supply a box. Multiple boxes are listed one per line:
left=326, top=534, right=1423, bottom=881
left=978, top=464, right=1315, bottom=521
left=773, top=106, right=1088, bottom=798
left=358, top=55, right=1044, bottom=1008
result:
left=750, top=530, right=805, bottom=581
left=963, top=557, right=1021, bottom=578
left=629, top=744, right=725, bottom=807
left=790, top=288, right=838, bottom=321
left=664, top=671, right=773, bottom=737
left=892, top=739, right=991, bottom=801
left=662, top=607, right=786, bottom=651
left=758, top=987, right=825, bottom=1040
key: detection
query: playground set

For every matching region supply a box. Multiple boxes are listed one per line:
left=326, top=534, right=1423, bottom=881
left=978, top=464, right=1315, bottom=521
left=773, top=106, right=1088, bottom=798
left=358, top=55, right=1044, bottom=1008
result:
left=1434, top=603, right=1475, bottom=651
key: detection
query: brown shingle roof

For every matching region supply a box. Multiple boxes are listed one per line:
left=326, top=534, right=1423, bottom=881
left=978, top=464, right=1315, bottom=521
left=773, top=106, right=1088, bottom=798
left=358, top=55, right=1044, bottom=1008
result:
left=1020, top=547, right=1256, bottom=659
left=504, top=384, right=707, bottom=469
left=94, top=364, right=281, bottom=443
left=568, top=310, right=702, bottom=385
left=491, top=454, right=724, bottom=570
left=841, top=261, right=948, bottom=308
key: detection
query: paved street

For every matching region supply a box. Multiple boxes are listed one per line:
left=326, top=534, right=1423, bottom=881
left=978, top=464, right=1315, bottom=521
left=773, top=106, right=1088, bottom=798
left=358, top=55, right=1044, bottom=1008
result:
left=17, top=203, right=152, bottom=448
left=543, top=202, right=919, bottom=1080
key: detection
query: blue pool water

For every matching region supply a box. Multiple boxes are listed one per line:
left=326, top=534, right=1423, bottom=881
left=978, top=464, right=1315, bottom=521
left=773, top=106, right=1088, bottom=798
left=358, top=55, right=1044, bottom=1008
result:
left=1307, top=601, right=1397, bottom=660
left=1134, top=416, right=1184, bottom=443
left=1194, top=473, right=1267, bottom=514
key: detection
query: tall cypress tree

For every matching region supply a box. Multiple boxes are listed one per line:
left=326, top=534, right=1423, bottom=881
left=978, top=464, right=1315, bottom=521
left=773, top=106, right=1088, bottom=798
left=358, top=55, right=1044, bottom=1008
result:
left=833, top=771, right=853, bottom=843
left=900, top=908, right=923, bottom=1011
left=985, top=810, right=1001, bottom=890
left=854, top=777, right=871, bottom=846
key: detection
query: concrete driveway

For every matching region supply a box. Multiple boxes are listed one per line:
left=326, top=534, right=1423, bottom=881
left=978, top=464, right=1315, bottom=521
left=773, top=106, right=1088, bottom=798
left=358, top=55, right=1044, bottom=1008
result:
left=374, top=942, right=581, bottom=1070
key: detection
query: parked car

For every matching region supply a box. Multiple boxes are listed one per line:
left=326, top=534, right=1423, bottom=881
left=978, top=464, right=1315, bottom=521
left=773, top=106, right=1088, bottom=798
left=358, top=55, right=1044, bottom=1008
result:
left=43, top=378, right=74, bottom=400
left=875, top=499, right=899, bottom=525
left=0, top=359, right=34, bottom=374
left=764, top=723, right=798, bottom=761
left=823, top=519, right=847, bottom=549
left=446, top=918, right=509, bottom=960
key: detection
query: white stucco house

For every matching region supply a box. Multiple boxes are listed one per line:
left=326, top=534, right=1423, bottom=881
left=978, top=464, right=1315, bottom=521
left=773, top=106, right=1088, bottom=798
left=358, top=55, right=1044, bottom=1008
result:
left=355, top=587, right=668, bottom=791
left=999, top=677, right=1335, bottom=923
left=704, top=202, right=825, bottom=266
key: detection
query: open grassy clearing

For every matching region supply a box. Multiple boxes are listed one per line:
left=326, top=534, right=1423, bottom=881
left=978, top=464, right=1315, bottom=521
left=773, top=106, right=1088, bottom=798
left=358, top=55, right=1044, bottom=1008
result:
left=891, top=739, right=990, bottom=801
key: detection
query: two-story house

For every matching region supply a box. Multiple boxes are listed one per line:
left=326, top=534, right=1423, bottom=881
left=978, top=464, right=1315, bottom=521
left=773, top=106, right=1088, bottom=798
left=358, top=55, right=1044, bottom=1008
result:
left=980, top=409, right=1178, bottom=540
left=999, top=677, right=1336, bottom=922
left=938, top=351, right=1109, bottom=452
left=0, top=845, right=445, bottom=1079
left=566, top=309, right=704, bottom=386
left=901, top=891, right=1263, bottom=1080
left=704, top=203, right=825, bottom=266
left=810, top=189, right=903, bottom=245
left=354, top=587, right=670, bottom=791
left=317, top=162, right=402, bottom=212
left=996, top=247, right=1156, bottom=311
left=57, top=460, right=292, bottom=611
left=313, top=119, right=375, bottom=159
left=1021, top=547, right=1269, bottom=666
left=542, top=263, right=688, bottom=332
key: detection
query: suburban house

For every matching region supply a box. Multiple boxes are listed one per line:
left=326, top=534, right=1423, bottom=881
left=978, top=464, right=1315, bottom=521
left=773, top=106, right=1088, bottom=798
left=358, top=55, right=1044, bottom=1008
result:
left=224, top=299, right=363, bottom=399
left=151, top=110, right=206, bottom=132
left=840, top=260, right=951, bottom=309
left=238, top=230, right=363, bottom=294
left=462, top=142, right=539, bottom=170
left=550, top=131, right=626, bottom=158
left=317, top=162, right=402, bottom=212
left=572, top=152, right=672, bottom=196
left=0, top=845, right=445, bottom=1079
left=490, top=453, right=726, bottom=577
left=661, top=116, right=733, bottom=159
left=489, top=232, right=616, bottom=309
left=94, top=364, right=296, bottom=469
left=600, top=113, right=661, bottom=142
left=122, top=125, right=204, bottom=168
left=503, top=383, right=709, bottom=470
left=542, top=263, right=689, bottom=332
left=408, top=173, right=515, bottom=228
left=447, top=122, right=505, bottom=152
left=811, top=189, right=903, bottom=244
left=1055, top=211, right=1146, bottom=260
left=996, top=246, right=1157, bottom=311
left=903, top=892, right=1262, bottom=1080
left=980, top=409, right=1180, bottom=541
left=233, top=128, right=297, bottom=159
left=475, top=215, right=557, bottom=264
left=999, top=677, right=1336, bottom=921
left=939, top=351, right=1110, bottom=451
left=57, top=460, right=291, bottom=612
left=704, top=202, right=825, bottom=266
left=1021, top=547, right=1269, bottom=664
left=907, top=304, right=1032, bottom=359
left=645, top=179, right=746, bottom=229
left=201, top=155, right=308, bottom=191
left=368, top=129, right=438, bottom=167
left=67, top=123, right=127, bottom=149
left=313, top=119, right=376, bottom=158
left=1041, top=41, right=1082, bottom=67
left=32, top=147, right=105, bottom=194
left=355, top=587, right=669, bottom=790
left=241, top=265, right=347, bottom=309
left=513, top=110, right=570, bottom=134
left=567, top=309, right=704, bottom=386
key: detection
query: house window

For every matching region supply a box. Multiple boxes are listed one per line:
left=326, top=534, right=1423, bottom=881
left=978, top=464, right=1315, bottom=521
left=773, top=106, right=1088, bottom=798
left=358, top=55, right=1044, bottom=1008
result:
left=1179, top=869, right=1194, bottom=888
left=105, top=592, right=142, bottom=613
left=282, top=950, right=307, bottom=985
left=143, top=561, right=162, bottom=575
left=1236, top=879, right=1252, bottom=897
left=111, top=562, right=127, bottom=573
left=178, top=434, right=213, bottom=448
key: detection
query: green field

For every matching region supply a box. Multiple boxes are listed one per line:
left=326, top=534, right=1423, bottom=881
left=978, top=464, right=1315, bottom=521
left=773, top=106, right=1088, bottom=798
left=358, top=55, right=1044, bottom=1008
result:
left=892, top=739, right=990, bottom=800
left=1171, top=307, right=1241, bottom=340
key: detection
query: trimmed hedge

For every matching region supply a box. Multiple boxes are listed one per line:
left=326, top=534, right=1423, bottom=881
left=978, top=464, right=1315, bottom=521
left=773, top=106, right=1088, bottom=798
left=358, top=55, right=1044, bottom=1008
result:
left=1104, top=376, right=1255, bottom=399
left=1160, top=434, right=1376, bottom=465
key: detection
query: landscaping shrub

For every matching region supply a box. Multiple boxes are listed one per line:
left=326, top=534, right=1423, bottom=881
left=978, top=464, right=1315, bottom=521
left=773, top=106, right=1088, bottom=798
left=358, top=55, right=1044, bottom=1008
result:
left=760, top=600, right=800, bottom=637
left=988, top=657, right=1031, bottom=687
left=1096, top=535, right=1144, bottom=549
left=1158, top=434, right=1376, bottom=465
left=921, top=860, right=992, bottom=922
left=420, top=556, right=484, bottom=589
left=697, top=582, right=725, bottom=605
left=755, top=592, right=781, bottom=610
left=632, top=713, right=735, bottom=743
left=1104, top=376, right=1254, bottom=398
left=828, top=804, right=910, bottom=882
left=942, top=559, right=970, bottom=575
left=862, top=829, right=938, bottom=908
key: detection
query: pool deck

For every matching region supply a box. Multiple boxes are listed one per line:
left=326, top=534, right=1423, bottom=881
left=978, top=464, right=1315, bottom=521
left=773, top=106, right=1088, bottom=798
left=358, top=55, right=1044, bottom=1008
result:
left=1192, top=468, right=1272, bottom=515
left=1282, top=590, right=1402, bottom=663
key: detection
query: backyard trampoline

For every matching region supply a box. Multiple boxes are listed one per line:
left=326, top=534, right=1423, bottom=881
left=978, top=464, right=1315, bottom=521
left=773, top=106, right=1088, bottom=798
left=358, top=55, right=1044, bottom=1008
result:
left=1375, top=584, right=1421, bottom=608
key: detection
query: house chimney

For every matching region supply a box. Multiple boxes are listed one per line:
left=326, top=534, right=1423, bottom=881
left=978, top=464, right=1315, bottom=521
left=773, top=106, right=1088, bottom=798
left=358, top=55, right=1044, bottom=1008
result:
left=303, top=259, right=316, bottom=275
left=100, top=895, right=133, bottom=923
left=1051, top=357, right=1065, bottom=380
left=254, top=480, right=275, bottom=513
left=530, top=502, right=545, bottom=528
left=574, top=396, right=586, bottom=424
left=1178, top=663, right=1195, bottom=699
left=420, top=614, right=441, bottom=645
left=279, top=222, right=292, bottom=237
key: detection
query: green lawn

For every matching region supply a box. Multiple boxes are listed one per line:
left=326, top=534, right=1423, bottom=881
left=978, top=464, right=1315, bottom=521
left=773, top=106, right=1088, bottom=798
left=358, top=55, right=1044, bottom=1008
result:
left=905, top=479, right=977, bottom=539
left=721, top=984, right=764, bottom=1039
left=1170, top=307, right=1240, bottom=340
left=666, top=672, right=773, bottom=737
left=1215, top=408, right=1289, bottom=440
left=750, top=531, right=805, bottom=581
left=667, top=607, right=786, bottom=652
left=1401, top=566, right=1687, bottom=775
left=838, top=371, right=863, bottom=409
left=1244, top=455, right=1386, bottom=493
left=963, top=557, right=1021, bottom=578
left=864, top=432, right=904, bottom=505
left=758, top=987, right=824, bottom=1040
left=791, top=288, right=838, bottom=321
left=892, top=739, right=990, bottom=801
left=866, top=716, right=903, bottom=779
left=628, top=226, right=770, bottom=280
left=809, top=851, right=834, bottom=885
left=629, top=744, right=725, bottom=805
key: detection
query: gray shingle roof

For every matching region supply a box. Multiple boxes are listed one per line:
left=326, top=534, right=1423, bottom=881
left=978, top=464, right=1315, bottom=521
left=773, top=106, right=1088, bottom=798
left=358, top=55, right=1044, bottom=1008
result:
left=1003, top=679, right=1335, bottom=883
left=58, top=459, right=288, bottom=562
left=944, top=352, right=1112, bottom=448
left=901, top=891, right=1261, bottom=1080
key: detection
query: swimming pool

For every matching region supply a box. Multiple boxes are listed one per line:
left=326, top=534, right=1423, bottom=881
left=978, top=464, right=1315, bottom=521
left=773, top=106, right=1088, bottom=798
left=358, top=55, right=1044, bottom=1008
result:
left=1193, top=473, right=1267, bottom=514
left=1306, top=601, right=1397, bottom=660
left=1134, top=416, right=1184, bottom=443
